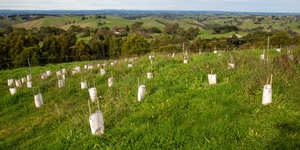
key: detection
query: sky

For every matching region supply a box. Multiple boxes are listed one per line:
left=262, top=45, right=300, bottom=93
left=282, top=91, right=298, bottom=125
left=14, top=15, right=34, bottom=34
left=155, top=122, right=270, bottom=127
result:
left=0, top=0, right=299, bottom=13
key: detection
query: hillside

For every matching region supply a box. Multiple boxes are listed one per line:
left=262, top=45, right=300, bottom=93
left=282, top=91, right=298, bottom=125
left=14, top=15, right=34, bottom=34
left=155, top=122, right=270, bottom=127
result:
left=1, top=49, right=300, bottom=149
left=2, top=14, right=297, bottom=41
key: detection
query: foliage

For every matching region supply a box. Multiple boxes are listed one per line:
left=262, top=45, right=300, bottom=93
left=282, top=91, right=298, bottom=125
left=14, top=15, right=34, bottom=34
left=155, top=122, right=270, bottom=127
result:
left=0, top=14, right=300, bottom=69
left=213, top=25, right=238, bottom=34
left=148, top=26, right=162, bottom=33
left=156, top=44, right=179, bottom=53
left=121, top=34, right=149, bottom=57
left=130, top=21, right=144, bottom=34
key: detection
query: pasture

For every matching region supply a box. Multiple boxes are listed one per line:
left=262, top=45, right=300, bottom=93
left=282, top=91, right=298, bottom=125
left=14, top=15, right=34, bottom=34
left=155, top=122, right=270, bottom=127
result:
left=1, top=48, right=299, bottom=149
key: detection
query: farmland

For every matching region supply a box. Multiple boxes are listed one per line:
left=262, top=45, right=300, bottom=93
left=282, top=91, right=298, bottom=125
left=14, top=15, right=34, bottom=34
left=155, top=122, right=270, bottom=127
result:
left=2, top=12, right=300, bottom=39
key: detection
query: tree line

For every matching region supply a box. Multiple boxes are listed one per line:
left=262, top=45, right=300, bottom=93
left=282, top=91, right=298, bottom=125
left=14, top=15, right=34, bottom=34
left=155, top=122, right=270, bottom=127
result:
left=0, top=22, right=299, bottom=69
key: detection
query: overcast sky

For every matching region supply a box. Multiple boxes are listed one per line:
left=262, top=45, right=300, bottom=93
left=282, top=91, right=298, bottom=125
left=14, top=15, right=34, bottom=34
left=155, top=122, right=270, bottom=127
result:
left=0, top=0, right=299, bottom=13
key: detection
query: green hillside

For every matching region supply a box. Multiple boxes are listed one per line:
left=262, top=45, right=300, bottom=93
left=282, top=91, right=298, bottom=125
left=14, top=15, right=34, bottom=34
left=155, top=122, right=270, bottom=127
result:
left=3, top=14, right=298, bottom=40
left=12, top=15, right=203, bottom=31
left=1, top=49, right=300, bottom=149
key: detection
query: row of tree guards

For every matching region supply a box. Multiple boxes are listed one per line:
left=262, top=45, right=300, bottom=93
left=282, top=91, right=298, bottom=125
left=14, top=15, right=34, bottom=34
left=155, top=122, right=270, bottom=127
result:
left=8, top=74, right=33, bottom=95
left=260, top=43, right=294, bottom=61
left=7, top=44, right=291, bottom=135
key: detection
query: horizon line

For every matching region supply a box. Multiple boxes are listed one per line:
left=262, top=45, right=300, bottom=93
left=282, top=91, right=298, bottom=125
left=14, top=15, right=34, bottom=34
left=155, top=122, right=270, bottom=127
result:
left=0, top=9, right=299, bottom=14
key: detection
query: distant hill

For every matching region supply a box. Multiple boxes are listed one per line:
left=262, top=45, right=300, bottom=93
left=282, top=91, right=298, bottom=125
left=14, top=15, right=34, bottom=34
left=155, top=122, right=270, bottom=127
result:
left=1, top=9, right=300, bottom=16
left=1, top=10, right=300, bottom=40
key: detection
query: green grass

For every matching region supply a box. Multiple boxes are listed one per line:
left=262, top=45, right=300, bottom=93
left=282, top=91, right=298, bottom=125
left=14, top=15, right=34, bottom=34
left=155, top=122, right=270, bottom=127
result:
left=13, top=16, right=83, bottom=29
left=198, top=30, right=247, bottom=39
left=0, top=48, right=300, bottom=149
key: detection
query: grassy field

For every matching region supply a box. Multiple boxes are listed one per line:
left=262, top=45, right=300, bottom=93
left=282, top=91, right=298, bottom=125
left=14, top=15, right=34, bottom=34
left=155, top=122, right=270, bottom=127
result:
left=0, top=48, right=300, bottom=149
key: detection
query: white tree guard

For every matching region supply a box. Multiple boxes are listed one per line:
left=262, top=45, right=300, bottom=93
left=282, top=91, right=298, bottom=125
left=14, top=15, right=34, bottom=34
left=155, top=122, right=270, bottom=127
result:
left=183, top=59, right=188, bottom=64
left=260, top=54, right=265, bottom=60
left=27, top=81, right=32, bottom=88
left=34, top=93, right=43, bottom=108
left=214, top=50, right=218, bottom=54
left=26, top=74, right=32, bottom=82
left=128, top=64, right=133, bottom=68
left=89, top=87, right=98, bottom=102
left=208, top=74, right=217, bottom=84
left=108, top=77, right=114, bottom=87
left=58, top=79, right=65, bottom=88
left=9, top=88, right=17, bottom=95
left=262, top=84, right=272, bottom=105
left=81, top=81, right=88, bottom=89
left=172, top=53, right=175, bottom=57
left=62, top=68, right=67, bottom=74
left=46, top=70, right=51, bottom=76
left=21, top=77, right=26, bottom=84
left=138, top=85, right=146, bottom=102
left=147, top=72, right=153, bottom=79
left=89, top=110, right=104, bottom=135
left=72, top=70, right=77, bottom=75
left=41, top=73, right=47, bottom=79
left=84, top=65, right=88, bottom=69
left=276, top=48, right=281, bottom=52
left=62, top=74, right=66, bottom=80
left=228, top=63, right=235, bottom=69
left=15, top=80, right=22, bottom=87
left=74, top=66, right=81, bottom=72
left=149, top=55, right=154, bottom=60
left=88, top=65, right=94, bottom=69
left=8, top=79, right=14, bottom=86
left=56, top=71, right=62, bottom=76
left=100, top=69, right=106, bottom=76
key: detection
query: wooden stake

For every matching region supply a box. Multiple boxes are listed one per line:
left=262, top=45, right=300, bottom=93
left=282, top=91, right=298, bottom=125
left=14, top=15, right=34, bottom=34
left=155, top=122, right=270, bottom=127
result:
left=38, top=87, right=41, bottom=94
left=27, top=58, right=32, bottom=75
left=270, top=74, right=273, bottom=86
left=230, top=53, right=233, bottom=63
left=88, top=99, right=91, bottom=116
left=97, top=98, right=100, bottom=111
left=13, top=77, right=16, bottom=88
left=182, top=43, right=184, bottom=55
left=31, top=86, right=35, bottom=97
left=267, top=36, right=270, bottom=51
